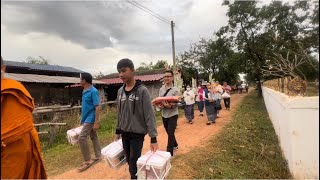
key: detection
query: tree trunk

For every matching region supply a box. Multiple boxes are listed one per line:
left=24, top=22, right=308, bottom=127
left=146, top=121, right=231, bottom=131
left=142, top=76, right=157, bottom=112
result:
left=256, top=76, right=263, bottom=98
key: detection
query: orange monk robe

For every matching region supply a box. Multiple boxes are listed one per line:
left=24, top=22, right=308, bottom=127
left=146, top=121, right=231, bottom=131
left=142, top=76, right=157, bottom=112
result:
left=1, top=78, right=47, bottom=179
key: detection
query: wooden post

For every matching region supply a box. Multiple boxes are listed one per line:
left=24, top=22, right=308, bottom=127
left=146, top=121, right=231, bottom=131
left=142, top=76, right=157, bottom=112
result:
left=47, top=124, right=58, bottom=147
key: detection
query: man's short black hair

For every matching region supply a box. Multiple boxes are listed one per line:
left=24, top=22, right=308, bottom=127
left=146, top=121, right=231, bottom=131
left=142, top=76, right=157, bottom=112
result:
left=165, top=70, right=174, bottom=76
left=117, top=58, right=134, bottom=70
left=81, top=73, right=93, bottom=84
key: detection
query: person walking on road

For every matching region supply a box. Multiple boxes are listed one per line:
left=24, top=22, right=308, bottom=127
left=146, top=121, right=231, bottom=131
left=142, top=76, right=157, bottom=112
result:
left=195, top=85, right=205, bottom=116
left=78, top=73, right=102, bottom=172
left=204, top=82, right=218, bottom=125
left=157, top=70, right=180, bottom=156
left=183, top=85, right=196, bottom=124
left=114, top=58, right=158, bottom=179
left=1, top=56, right=47, bottom=179
left=222, top=81, right=232, bottom=110
left=213, top=81, right=223, bottom=118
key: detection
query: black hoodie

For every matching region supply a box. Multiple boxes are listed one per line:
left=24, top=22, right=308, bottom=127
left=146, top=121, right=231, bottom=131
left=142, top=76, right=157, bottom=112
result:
left=115, top=80, right=158, bottom=142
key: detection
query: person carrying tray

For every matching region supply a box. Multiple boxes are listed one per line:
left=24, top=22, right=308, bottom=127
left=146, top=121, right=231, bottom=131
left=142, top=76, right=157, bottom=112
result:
left=156, top=70, right=181, bottom=156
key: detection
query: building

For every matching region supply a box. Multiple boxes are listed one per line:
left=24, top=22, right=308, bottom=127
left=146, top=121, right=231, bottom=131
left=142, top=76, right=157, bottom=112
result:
left=3, top=60, right=106, bottom=107
left=99, top=68, right=166, bottom=101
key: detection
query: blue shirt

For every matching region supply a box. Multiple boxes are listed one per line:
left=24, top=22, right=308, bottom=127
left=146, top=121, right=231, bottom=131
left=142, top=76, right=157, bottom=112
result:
left=81, top=85, right=100, bottom=124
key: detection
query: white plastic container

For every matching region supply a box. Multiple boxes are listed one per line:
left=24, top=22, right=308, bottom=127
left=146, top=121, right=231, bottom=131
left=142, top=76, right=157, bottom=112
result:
left=136, top=151, right=171, bottom=180
left=66, top=126, right=83, bottom=145
left=101, top=139, right=126, bottom=168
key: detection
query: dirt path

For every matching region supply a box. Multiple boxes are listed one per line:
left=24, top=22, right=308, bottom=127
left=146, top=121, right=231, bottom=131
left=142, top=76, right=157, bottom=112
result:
left=52, top=93, right=247, bottom=179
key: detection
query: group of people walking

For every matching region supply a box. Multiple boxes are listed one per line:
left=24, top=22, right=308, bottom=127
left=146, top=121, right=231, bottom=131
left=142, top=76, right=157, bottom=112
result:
left=2, top=55, right=233, bottom=179
left=182, top=81, right=232, bottom=125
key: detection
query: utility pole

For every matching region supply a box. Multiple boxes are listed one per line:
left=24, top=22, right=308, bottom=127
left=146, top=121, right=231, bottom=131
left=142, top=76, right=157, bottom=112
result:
left=171, top=21, right=176, bottom=86
left=171, top=21, right=176, bottom=71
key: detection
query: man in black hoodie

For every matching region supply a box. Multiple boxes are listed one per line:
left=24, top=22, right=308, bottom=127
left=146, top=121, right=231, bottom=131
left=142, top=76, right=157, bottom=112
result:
left=114, top=58, right=158, bottom=179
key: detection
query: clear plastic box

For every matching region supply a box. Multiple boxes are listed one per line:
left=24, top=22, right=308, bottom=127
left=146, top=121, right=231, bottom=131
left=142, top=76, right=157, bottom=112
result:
left=136, top=151, right=171, bottom=180
left=101, top=139, right=126, bottom=168
left=66, top=126, right=83, bottom=145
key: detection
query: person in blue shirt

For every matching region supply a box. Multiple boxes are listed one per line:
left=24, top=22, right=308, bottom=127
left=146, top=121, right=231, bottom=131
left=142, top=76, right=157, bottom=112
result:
left=78, top=73, right=102, bottom=172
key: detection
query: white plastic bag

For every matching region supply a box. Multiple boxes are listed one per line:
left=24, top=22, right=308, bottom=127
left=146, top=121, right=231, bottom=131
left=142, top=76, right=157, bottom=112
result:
left=221, top=92, right=231, bottom=99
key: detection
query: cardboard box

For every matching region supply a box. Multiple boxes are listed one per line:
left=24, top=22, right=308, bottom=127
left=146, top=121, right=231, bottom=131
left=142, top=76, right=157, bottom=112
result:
left=136, top=151, right=171, bottom=179
left=101, top=139, right=126, bottom=168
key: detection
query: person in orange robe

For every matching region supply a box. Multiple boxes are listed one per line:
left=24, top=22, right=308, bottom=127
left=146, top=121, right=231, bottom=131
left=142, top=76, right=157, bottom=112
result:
left=1, top=56, right=47, bottom=179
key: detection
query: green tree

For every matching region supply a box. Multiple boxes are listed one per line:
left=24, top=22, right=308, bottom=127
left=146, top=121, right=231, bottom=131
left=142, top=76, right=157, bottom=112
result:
left=26, top=56, right=49, bottom=65
left=152, top=60, right=167, bottom=69
left=93, top=71, right=105, bottom=79
left=136, top=62, right=153, bottom=71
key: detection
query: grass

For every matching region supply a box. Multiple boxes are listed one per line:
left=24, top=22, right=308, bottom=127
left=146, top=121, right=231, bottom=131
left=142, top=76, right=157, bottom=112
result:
left=168, top=90, right=292, bottom=179
left=41, top=106, right=181, bottom=177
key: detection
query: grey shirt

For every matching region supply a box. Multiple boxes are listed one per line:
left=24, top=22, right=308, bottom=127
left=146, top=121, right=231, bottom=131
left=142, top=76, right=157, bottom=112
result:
left=116, top=83, right=158, bottom=138
left=159, top=85, right=181, bottom=118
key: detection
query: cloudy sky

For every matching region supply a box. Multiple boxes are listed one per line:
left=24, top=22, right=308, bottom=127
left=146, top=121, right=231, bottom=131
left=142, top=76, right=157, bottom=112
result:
left=1, top=0, right=229, bottom=75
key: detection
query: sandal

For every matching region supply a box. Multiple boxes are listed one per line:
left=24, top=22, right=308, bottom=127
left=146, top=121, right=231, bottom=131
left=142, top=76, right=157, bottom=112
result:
left=78, top=161, right=94, bottom=172
left=92, top=157, right=102, bottom=163
left=206, top=121, right=211, bottom=125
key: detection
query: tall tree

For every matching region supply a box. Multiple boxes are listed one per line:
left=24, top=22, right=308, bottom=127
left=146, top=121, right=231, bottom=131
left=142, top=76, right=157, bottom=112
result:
left=152, top=60, right=167, bottom=69
left=26, top=56, right=49, bottom=65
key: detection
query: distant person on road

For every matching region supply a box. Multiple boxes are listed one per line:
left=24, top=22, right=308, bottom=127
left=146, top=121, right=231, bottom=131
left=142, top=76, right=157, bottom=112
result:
left=222, top=81, right=232, bottom=110
left=183, top=85, right=196, bottom=124
left=213, top=81, right=223, bottom=118
left=241, top=81, right=247, bottom=93
left=204, top=82, right=218, bottom=125
left=195, top=85, right=205, bottom=116
left=114, top=58, right=158, bottom=179
left=1, top=56, right=47, bottom=179
left=157, top=70, right=180, bottom=156
left=236, top=82, right=241, bottom=94
left=245, top=83, right=249, bottom=93
left=78, top=72, right=102, bottom=172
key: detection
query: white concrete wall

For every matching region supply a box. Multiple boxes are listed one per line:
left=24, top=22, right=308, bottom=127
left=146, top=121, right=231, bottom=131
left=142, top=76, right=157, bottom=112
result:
left=262, top=87, right=319, bottom=179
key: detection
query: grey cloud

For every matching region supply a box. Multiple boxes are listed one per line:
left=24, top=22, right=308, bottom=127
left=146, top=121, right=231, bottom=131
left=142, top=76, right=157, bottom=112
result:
left=1, top=0, right=194, bottom=52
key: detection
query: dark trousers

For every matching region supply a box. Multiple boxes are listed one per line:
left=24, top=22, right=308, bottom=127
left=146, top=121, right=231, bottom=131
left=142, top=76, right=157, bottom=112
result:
left=197, top=101, right=204, bottom=112
left=121, top=132, right=145, bottom=179
left=162, top=115, right=178, bottom=156
left=224, top=98, right=231, bottom=109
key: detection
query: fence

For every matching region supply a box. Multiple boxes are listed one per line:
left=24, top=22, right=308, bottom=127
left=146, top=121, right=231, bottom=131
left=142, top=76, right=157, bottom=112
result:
left=33, top=101, right=116, bottom=146
left=262, top=86, right=319, bottom=179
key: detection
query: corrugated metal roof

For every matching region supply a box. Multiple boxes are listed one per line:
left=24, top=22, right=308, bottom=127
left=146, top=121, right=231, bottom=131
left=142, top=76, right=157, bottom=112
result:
left=100, top=74, right=163, bottom=85
left=4, top=60, right=85, bottom=73
left=100, top=68, right=166, bottom=79
left=6, top=73, right=106, bottom=84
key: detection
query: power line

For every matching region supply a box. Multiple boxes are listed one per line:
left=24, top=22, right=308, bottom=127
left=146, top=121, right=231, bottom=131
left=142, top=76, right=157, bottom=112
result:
left=125, top=1, right=197, bottom=54
left=126, top=0, right=191, bottom=41
left=131, top=0, right=171, bottom=24
left=126, top=0, right=171, bottom=25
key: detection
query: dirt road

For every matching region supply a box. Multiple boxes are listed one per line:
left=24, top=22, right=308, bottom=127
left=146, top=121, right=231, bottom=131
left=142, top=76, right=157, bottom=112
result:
left=52, top=93, right=247, bottom=179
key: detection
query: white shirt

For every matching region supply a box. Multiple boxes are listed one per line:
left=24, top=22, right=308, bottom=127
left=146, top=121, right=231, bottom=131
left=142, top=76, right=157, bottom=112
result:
left=183, top=90, right=195, bottom=105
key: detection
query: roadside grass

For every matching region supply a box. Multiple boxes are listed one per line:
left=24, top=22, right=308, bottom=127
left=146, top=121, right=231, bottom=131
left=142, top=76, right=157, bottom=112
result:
left=168, top=90, right=292, bottom=179
left=42, top=107, right=180, bottom=177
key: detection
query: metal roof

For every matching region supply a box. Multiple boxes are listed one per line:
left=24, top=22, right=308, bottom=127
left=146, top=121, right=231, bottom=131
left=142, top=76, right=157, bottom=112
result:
left=100, top=74, right=164, bottom=85
left=6, top=73, right=106, bottom=84
left=4, top=60, right=85, bottom=73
